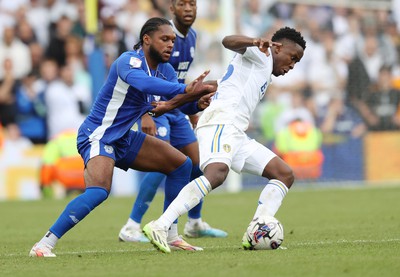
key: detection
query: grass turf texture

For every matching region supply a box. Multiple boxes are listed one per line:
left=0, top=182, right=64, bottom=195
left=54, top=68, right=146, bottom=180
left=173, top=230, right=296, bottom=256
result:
left=1, top=185, right=399, bottom=277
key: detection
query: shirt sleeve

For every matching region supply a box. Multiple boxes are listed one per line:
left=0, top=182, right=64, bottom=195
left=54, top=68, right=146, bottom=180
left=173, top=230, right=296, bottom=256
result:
left=178, top=101, right=200, bottom=115
left=243, top=46, right=269, bottom=65
left=117, top=55, right=186, bottom=97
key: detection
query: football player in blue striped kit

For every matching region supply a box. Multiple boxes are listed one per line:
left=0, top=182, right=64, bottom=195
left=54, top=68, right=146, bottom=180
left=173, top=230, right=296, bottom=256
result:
left=118, top=0, right=227, bottom=251
left=29, top=17, right=215, bottom=257
left=143, top=27, right=307, bottom=253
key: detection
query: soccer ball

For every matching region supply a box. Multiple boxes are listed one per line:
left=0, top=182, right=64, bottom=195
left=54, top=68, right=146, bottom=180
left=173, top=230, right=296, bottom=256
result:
left=242, top=215, right=284, bottom=250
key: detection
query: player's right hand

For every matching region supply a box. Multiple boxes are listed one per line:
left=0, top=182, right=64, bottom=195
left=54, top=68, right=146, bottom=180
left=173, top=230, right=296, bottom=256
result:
left=185, top=70, right=216, bottom=99
left=253, top=38, right=282, bottom=56
left=141, top=113, right=157, bottom=136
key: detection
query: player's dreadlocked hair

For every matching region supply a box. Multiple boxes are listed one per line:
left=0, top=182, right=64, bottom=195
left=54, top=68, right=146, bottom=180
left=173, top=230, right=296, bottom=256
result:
left=272, top=27, right=306, bottom=50
left=133, top=17, right=172, bottom=50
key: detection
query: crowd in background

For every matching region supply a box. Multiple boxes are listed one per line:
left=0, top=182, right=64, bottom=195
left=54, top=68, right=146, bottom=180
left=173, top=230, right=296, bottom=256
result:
left=1, top=0, right=400, bottom=152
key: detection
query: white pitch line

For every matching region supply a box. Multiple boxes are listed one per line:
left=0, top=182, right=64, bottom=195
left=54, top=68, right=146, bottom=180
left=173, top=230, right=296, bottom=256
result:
left=3, top=238, right=399, bottom=257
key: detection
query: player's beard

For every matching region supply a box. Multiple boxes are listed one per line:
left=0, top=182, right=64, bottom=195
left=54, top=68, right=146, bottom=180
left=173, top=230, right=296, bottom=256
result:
left=149, top=45, right=167, bottom=64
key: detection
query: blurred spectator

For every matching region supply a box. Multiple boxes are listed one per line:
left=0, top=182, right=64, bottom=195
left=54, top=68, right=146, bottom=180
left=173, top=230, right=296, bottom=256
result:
left=317, top=97, right=367, bottom=181
left=358, top=34, right=384, bottom=84
left=274, top=91, right=315, bottom=133
left=361, top=66, right=400, bottom=131
left=64, top=35, right=91, bottom=93
left=275, top=119, right=323, bottom=180
left=15, top=71, right=47, bottom=144
left=86, top=20, right=127, bottom=99
left=307, top=29, right=348, bottom=118
left=40, top=130, right=85, bottom=198
left=45, top=63, right=91, bottom=139
left=24, top=0, right=51, bottom=47
left=29, top=42, right=45, bottom=77
left=36, top=58, right=59, bottom=89
left=115, top=0, right=150, bottom=50
left=318, top=97, right=366, bottom=140
left=45, top=15, right=74, bottom=66
left=0, top=24, right=32, bottom=80
left=16, top=18, right=37, bottom=46
left=70, top=0, right=86, bottom=38
left=0, top=58, right=17, bottom=127
left=240, top=0, right=274, bottom=37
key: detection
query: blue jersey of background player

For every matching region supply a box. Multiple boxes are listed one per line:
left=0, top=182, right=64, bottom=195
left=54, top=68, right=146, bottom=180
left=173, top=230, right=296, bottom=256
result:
left=119, top=0, right=227, bottom=249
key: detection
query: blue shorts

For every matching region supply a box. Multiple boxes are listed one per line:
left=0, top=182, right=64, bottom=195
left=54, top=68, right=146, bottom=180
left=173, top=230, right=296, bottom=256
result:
left=150, top=111, right=196, bottom=149
left=77, top=122, right=146, bottom=171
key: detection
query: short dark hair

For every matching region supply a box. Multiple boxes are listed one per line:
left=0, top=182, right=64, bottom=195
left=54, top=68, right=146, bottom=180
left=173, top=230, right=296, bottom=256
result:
left=133, top=17, right=172, bottom=50
left=272, top=27, right=306, bottom=50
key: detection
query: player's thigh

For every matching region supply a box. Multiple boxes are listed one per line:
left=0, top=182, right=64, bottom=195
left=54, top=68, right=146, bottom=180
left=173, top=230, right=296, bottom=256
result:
left=197, top=124, right=242, bottom=171
left=239, top=139, right=277, bottom=176
left=132, top=134, right=187, bottom=174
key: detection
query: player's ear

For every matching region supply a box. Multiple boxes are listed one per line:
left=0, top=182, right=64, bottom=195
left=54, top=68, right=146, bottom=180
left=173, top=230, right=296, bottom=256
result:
left=273, top=43, right=282, bottom=54
left=143, top=34, right=151, bottom=46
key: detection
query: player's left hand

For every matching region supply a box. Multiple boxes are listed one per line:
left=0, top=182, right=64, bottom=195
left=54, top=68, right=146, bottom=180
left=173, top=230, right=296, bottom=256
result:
left=253, top=38, right=282, bottom=56
left=197, top=92, right=215, bottom=110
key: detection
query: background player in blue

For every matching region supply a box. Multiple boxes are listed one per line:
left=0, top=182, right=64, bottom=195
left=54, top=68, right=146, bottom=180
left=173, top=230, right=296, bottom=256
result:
left=118, top=0, right=227, bottom=250
left=29, top=17, right=215, bottom=257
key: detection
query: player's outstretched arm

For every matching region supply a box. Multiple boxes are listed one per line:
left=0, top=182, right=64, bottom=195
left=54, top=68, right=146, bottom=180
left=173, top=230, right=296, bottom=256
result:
left=149, top=71, right=216, bottom=117
left=222, top=35, right=282, bottom=55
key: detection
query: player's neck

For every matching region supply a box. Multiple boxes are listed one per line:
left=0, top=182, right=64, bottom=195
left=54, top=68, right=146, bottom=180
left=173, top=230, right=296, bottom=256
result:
left=143, top=53, right=158, bottom=70
left=146, top=59, right=158, bottom=70
left=173, top=19, right=190, bottom=37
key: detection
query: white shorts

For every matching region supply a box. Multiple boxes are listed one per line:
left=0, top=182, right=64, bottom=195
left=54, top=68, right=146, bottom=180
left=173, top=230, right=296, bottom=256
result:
left=196, top=124, right=276, bottom=176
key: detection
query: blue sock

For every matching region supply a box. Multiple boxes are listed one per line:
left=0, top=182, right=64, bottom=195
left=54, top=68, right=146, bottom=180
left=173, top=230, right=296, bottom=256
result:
left=130, top=172, right=165, bottom=223
left=49, top=187, right=109, bottom=238
left=188, top=165, right=203, bottom=219
left=163, top=157, right=192, bottom=224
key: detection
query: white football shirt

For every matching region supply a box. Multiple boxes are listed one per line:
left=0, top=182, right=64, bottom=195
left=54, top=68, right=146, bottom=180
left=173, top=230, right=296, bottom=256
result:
left=197, top=46, right=273, bottom=131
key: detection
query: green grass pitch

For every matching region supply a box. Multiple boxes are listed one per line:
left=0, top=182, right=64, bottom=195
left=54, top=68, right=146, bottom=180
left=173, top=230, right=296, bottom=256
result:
left=1, top=185, right=399, bottom=277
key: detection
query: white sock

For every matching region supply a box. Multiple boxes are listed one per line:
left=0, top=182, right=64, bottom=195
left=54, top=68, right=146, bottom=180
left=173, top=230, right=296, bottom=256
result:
left=125, top=218, right=141, bottom=230
left=253, top=179, right=289, bottom=218
left=39, top=231, right=58, bottom=249
left=156, top=176, right=212, bottom=229
left=167, top=223, right=179, bottom=242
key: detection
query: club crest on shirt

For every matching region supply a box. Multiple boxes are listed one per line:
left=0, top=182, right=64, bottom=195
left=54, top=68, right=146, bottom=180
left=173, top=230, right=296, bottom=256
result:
left=157, top=126, right=168, bottom=137
left=129, top=57, right=142, bottom=68
left=104, top=145, right=114, bottom=154
left=223, top=144, right=231, bottom=153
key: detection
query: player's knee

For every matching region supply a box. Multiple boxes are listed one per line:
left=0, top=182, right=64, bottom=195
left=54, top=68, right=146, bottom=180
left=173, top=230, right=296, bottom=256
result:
left=204, top=164, right=229, bottom=188
left=169, top=157, right=192, bottom=177
left=279, top=165, right=294, bottom=189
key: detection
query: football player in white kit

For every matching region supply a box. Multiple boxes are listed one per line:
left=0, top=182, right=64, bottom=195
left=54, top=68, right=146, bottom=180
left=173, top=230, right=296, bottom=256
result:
left=143, top=27, right=306, bottom=253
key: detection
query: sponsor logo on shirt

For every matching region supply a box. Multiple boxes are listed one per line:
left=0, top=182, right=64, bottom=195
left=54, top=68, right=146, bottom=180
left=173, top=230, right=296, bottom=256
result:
left=260, top=81, right=268, bottom=98
left=172, top=51, right=180, bottom=57
left=129, top=57, right=142, bottom=68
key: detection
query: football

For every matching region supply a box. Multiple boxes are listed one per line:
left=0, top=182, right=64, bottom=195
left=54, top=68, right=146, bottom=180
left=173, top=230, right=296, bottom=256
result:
left=242, top=215, right=284, bottom=250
